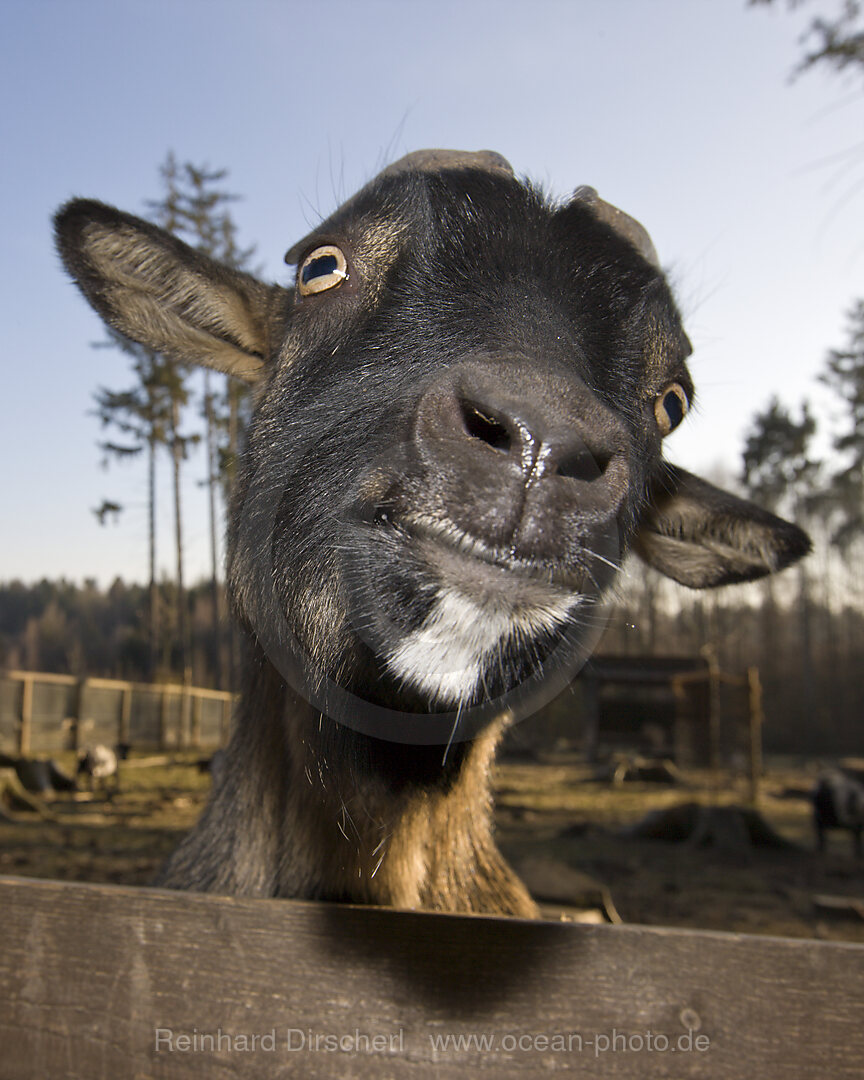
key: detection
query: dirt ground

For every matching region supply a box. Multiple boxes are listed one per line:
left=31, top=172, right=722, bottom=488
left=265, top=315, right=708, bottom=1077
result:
left=494, top=756, right=864, bottom=943
left=1, top=752, right=862, bottom=943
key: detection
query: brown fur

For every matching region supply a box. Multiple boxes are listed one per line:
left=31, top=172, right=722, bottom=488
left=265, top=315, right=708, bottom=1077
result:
left=156, top=653, right=536, bottom=916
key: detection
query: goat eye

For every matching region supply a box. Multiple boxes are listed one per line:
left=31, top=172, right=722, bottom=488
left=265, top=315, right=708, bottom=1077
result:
left=297, top=245, right=348, bottom=296
left=654, top=383, right=689, bottom=437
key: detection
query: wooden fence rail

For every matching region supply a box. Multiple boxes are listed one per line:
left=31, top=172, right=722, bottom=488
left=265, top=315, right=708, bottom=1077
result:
left=0, top=875, right=862, bottom=1078
left=0, top=670, right=236, bottom=756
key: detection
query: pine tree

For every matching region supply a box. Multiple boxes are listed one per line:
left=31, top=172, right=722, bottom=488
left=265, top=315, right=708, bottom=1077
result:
left=741, top=396, right=818, bottom=514
left=91, top=155, right=256, bottom=687
left=92, top=335, right=173, bottom=679
left=146, top=154, right=257, bottom=688
left=741, top=396, right=821, bottom=738
left=820, top=300, right=864, bottom=547
left=750, top=0, right=864, bottom=81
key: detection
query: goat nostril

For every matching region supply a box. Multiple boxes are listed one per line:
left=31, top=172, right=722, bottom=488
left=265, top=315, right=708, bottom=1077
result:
left=460, top=399, right=512, bottom=453
left=558, top=448, right=611, bottom=482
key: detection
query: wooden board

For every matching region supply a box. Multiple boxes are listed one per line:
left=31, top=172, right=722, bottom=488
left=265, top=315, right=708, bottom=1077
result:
left=0, top=875, right=862, bottom=1079
left=0, top=671, right=236, bottom=755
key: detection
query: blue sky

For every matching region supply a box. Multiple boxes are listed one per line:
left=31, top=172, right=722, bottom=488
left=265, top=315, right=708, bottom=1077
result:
left=1, top=0, right=862, bottom=585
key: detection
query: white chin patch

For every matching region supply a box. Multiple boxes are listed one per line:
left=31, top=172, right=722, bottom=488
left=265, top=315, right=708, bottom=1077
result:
left=383, top=586, right=580, bottom=707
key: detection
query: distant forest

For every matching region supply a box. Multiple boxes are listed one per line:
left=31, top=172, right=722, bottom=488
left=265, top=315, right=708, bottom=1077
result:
left=1, top=554, right=862, bottom=757
left=0, top=577, right=229, bottom=691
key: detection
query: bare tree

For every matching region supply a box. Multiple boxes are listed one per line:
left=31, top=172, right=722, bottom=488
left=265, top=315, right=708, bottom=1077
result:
left=92, top=337, right=172, bottom=679
left=750, top=0, right=864, bottom=80
left=147, top=154, right=256, bottom=688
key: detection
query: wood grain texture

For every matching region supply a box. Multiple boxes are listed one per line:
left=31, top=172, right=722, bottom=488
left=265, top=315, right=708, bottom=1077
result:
left=0, top=875, right=862, bottom=1079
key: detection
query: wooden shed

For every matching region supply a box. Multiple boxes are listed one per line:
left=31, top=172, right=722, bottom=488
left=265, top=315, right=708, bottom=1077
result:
left=578, top=655, right=753, bottom=768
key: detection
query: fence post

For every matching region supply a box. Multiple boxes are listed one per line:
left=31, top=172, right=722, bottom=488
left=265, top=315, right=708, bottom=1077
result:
left=120, top=685, right=132, bottom=747
left=180, top=682, right=192, bottom=749
left=19, top=674, right=33, bottom=757
left=221, top=695, right=232, bottom=743
left=748, top=666, right=764, bottom=806
left=191, top=693, right=202, bottom=750
left=73, top=677, right=88, bottom=752
left=699, top=645, right=722, bottom=775
left=159, top=686, right=168, bottom=751
left=581, top=675, right=599, bottom=762
left=670, top=675, right=686, bottom=764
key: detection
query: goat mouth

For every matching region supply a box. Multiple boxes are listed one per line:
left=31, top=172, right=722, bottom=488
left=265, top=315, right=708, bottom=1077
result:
left=378, top=511, right=612, bottom=593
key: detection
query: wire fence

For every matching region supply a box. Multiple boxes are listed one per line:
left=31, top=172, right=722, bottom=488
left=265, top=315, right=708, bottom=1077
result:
left=0, top=670, right=235, bottom=756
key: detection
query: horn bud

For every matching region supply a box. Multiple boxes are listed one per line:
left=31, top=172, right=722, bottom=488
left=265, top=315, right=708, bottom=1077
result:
left=573, top=185, right=660, bottom=268
left=285, top=149, right=514, bottom=264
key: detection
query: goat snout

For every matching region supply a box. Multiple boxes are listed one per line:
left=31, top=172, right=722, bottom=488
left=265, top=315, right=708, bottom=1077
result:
left=411, top=359, right=630, bottom=559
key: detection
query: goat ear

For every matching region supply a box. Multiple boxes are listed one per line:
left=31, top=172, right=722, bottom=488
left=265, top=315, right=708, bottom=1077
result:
left=633, top=464, right=811, bottom=588
left=55, top=199, right=280, bottom=383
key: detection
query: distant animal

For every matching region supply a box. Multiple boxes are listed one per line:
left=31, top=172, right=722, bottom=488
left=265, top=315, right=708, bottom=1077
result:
left=55, top=149, right=810, bottom=915
left=76, top=745, right=119, bottom=793
left=1, top=755, right=77, bottom=795
left=197, top=750, right=227, bottom=790
left=813, top=771, right=864, bottom=857
left=46, top=759, right=78, bottom=793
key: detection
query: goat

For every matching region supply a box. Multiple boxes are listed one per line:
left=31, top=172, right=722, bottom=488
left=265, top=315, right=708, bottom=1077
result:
left=55, top=149, right=809, bottom=916
left=76, top=744, right=119, bottom=794
left=813, top=771, right=864, bottom=857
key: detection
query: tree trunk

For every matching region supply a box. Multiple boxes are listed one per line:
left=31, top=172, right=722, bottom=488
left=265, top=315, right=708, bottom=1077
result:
left=147, top=433, right=159, bottom=682
left=203, top=371, right=224, bottom=689
left=798, top=558, right=815, bottom=737
left=171, top=398, right=192, bottom=687
left=227, top=375, right=240, bottom=691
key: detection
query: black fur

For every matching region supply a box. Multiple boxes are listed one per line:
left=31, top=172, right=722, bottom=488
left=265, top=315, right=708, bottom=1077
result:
left=814, top=773, right=864, bottom=857
left=55, top=154, right=811, bottom=912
